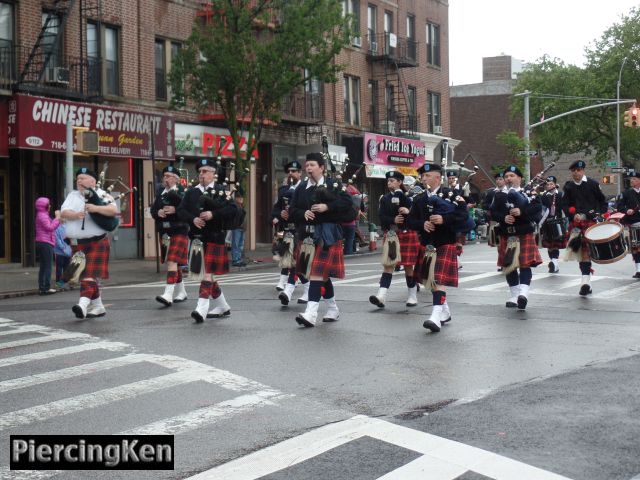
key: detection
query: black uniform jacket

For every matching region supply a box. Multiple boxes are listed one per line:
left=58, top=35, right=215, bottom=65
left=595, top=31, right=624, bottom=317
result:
left=616, top=188, right=640, bottom=224
left=489, top=188, right=543, bottom=236
left=150, top=187, right=189, bottom=236
left=288, top=178, right=354, bottom=240
left=177, top=185, right=238, bottom=244
left=406, top=190, right=468, bottom=247
left=271, top=182, right=299, bottom=231
left=378, top=189, right=413, bottom=231
left=561, top=178, right=607, bottom=221
left=540, top=189, right=564, bottom=220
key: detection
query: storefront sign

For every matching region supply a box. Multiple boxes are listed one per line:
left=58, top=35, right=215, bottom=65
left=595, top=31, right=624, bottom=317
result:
left=8, top=94, right=174, bottom=160
left=175, top=123, right=259, bottom=159
left=363, top=132, right=426, bottom=177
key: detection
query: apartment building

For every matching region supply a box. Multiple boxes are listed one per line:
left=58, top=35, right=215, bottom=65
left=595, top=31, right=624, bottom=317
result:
left=0, top=0, right=451, bottom=265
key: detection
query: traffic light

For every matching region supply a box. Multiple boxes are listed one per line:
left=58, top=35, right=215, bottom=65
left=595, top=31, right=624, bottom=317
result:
left=632, top=107, right=639, bottom=128
left=602, top=175, right=616, bottom=184
left=624, top=108, right=631, bottom=127
left=74, top=128, right=99, bottom=154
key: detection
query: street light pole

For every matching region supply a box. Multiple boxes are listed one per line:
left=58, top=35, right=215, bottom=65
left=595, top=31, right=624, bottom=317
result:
left=616, top=56, right=628, bottom=196
left=523, top=90, right=530, bottom=184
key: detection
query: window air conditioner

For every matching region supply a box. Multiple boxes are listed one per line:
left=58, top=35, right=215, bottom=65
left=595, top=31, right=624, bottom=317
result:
left=370, top=41, right=378, bottom=53
left=433, top=125, right=443, bottom=134
left=45, top=67, right=70, bottom=85
left=352, top=36, right=362, bottom=47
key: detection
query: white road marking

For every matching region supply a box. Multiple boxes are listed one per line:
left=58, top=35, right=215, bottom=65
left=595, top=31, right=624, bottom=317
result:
left=185, top=415, right=572, bottom=480
left=0, top=325, right=46, bottom=336
left=457, top=271, right=504, bottom=283
left=0, top=331, right=91, bottom=350
left=0, top=341, right=129, bottom=368
left=592, top=281, right=640, bottom=299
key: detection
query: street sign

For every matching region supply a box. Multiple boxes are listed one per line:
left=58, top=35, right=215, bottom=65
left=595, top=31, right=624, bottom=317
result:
left=605, top=161, right=617, bottom=167
left=518, top=150, right=538, bottom=157
left=610, top=167, right=627, bottom=173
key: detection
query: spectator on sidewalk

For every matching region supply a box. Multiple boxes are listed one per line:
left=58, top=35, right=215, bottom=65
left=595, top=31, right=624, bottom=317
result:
left=341, top=181, right=361, bottom=255
left=231, top=190, right=247, bottom=267
left=35, top=197, right=60, bottom=295
left=53, top=222, right=72, bottom=290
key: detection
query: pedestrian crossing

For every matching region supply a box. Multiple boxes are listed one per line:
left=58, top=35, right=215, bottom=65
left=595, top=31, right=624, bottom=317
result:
left=0, top=317, right=291, bottom=478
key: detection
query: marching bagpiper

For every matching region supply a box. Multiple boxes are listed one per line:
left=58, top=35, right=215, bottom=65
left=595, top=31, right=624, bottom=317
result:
left=60, top=167, right=118, bottom=319
left=288, top=152, right=355, bottom=327
left=616, top=170, right=640, bottom=278
left=539, top=175, right=567, bottom=274
left=151, top=165, right=189, bottom=306
left=369, top=170, right=421, bottom=308
left=489, top=165, right=543, bottom=310
left=177, top=158, right=239, bottom=323
left=271, top=160, right=310, bottom=305
left=407, top=163, right=468, bottom=332
left=562, top=160, right=608, bottom=296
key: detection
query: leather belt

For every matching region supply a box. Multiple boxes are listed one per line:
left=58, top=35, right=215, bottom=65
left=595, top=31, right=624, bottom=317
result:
left=77, top=234, right=106, bottom=245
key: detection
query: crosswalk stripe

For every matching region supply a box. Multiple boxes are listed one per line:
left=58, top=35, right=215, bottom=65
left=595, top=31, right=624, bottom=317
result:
left=592, top=281, right=640, bottom=299
left=457, top=271, right=503, bottom=283
left=0, top=341, right=130, bottom=368
left=122, top=390, right=293, bottom=436
left=0, top=325, right=44, bottom=336
left=335, top=274, right=390, bottom=285
left=0, top=354, right=150, bottom=393
left=0, top=332, right=91, bottom=350
left=377, top=454, right=467, bottom=479
left=553, top=276, right=606, bottom=290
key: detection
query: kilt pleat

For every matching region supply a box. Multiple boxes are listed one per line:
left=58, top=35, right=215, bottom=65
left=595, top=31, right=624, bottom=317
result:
left=73, top=237, right=110, bottom=279
left=204, top=242, right=229, bottom=275
left=309, top=241, right=345, bottom=279
left=497, top=233, right=542, bottom=268
left=412, top=243, right=458, bottom=287
left=396, top=230, right=420, bottom=266
left=166, top=234, right=189, bottom=265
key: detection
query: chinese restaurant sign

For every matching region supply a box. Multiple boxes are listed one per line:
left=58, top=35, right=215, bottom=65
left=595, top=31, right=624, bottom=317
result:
left=8, top=94, right=174, bottom=160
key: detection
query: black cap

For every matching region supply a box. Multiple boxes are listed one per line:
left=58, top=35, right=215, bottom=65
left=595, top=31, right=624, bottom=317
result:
left=627, top=170, right=640, bottom=179
left=75, top=167, right=98, bottom=181
left=305, top=152, right=325, bottom=166
left=446, top=171, right=457, bottom=178
left=569, top=160, right=587, bottom=170
left=494, top=172, right=504, bottom=179
left=284, top=160, right=302, bottom=172
left=385, top=170, right=404, bottom=182
left=196, top=158, right=216, bottom=172
left=162, top=165, right=181, bottom=177
left=546, top=175, right=557, bottom=184
left=503, top=165, right=524, bottom=177
left=417, top=163, right=442, bottom=175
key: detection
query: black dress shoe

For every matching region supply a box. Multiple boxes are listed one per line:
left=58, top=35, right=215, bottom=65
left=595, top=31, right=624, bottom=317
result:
left=191, top=311, right=204, bottom=323
left=278, top=292, right=290, bottom=306
left=634, top=272, right=640, bottom=279
left=369, top=295, right=385, bottom=308
left=206, top=309, right=231, bottom=319
left=548, top=262, right=554, bottom=273
left=506, top=301, right=517, bottom=308
left=517, top=295, right=528, bottom=310
left=579, top=284, right=592, bottom=296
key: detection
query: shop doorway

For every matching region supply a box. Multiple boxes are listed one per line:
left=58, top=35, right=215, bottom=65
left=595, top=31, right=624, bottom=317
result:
left=0, top=170, right=9, bottom=263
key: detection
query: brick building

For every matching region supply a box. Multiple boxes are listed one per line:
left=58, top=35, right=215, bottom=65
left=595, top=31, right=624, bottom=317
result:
left=0, top=0, right=452, bottom=265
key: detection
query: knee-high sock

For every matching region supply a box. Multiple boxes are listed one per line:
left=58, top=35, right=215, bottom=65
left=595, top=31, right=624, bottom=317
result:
left=506, top=270, right=519, bottom=287
left=298, top=274, right=308, bottom=284
left=432, top=290, right=446, bottom=305
left=405, top=275, right=416, bottom=288
left=280, top=268, right=289, bottom=276
left=308, top=280, right=322, bottom=302
left=379, top=272, right=393, bottom=289
left=323, top=279, right=334, bottom=299
left=167, top=271, right=178, bottom=284
left=199, top=281, right=213, bottom=299
left=519, top=268, right=532, bottom=286
left=287, top=270, right=296, bottom=285
left=633, top=253, right=640, bottom=263
left=80, top=279, right=99, bottom=299
left=176, top=269, right=183, bottom=283
left=548, top=249, right=559, bottom=259
left=209, top=281, right=221, bottom=299
left=579, top=261, right=591, bottom=275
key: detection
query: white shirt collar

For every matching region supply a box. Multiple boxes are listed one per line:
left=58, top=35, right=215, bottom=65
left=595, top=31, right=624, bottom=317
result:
left=574, top=175, right=587, bottom=185
left=290, top=179, right=301, bottom=190
left=634, top=187, right=640, bottom=193
left=306, top=176, right=325, bottom=189
left=196, top=182, right=216, bottom=192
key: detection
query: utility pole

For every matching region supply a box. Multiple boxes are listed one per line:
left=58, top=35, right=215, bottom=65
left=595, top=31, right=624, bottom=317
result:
left=523, top=90, right=530, bottom=183
left=616, top=57, right=628, bottom=196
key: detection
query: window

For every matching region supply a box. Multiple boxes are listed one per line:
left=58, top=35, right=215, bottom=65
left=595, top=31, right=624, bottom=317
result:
left=0, top=2, right=14, bottom=79
left=406, top=15, right=416, bottom=61
left=383, top=11, right=393, bottom=55
left=104, top=26, right=119, bottom=95
left=368, top=80, right=378, bottom=129
left=155, top=39, right=167, bottom=100
left=427, top=91, right=441, bottom=133
left=367, top=4, right=376, bottom=52
left=342, top=0, right=360, bottom=46
left=42, top=12, right=62, bottom=69
left=87, top=22, right=120, bottom=96
left=343, top=75, right=360, bottom=126
left=305, top=73, right=322, bottom=119
left=407, top=86, right=417, bottom=131
left=426, top=22, right=440, bottom=67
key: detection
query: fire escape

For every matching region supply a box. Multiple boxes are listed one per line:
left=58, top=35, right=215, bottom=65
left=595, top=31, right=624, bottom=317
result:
left=14, top=0, right=103, bottom=100
left=367, top=32, right=418, bottom=138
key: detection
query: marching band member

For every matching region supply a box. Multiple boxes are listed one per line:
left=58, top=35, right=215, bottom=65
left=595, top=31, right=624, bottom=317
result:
left=151, top=165, right=189, bottom=306
left=177, top=159, right=239, bottom=323
left=482, top=172, right=506, bottom=262
left=446, top=170, right=469, bottom=266
left=369, top=170, right=420, bottom=308
left=489, top=165, right=543, bottom=310
left=60, top=167, right=118, bottom=319
left=288, top=152, right=354, bottom=327
left=540, top=176, right=566, bottom=273
left=562, top=160, right=607, bottom=295
left=271, top=160, right=310, bottom=305
left=408, top=163, right=467, bottom=332
left=616, top=171, right=640, bottom=278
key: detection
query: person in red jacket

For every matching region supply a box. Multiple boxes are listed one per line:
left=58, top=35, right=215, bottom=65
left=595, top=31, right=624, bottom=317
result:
left=35, top=197, right=60, bottom=295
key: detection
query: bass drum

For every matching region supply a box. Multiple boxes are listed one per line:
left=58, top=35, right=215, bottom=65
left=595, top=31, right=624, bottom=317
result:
left=584, top=221, right=627, bottom=264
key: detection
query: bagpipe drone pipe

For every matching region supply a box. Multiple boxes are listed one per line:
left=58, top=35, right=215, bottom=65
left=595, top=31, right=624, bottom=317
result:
left=81, top=188, right=120, bottom=232
left=160, top=184, right=185, bottom=207
left=432, top=191, right=475, bottom=234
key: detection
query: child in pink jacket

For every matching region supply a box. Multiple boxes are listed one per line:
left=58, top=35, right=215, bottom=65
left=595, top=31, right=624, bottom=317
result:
left=35, top=197, right=60, bottom=295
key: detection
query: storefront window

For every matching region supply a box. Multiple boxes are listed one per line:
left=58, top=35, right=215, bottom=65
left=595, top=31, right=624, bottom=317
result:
left=99, top=158, right=133, bottom=227
left=273, top=145, right=297, bottom=198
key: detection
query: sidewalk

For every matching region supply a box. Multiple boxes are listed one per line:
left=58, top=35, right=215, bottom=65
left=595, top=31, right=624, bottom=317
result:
left=0, top=242, right=378, bottom=300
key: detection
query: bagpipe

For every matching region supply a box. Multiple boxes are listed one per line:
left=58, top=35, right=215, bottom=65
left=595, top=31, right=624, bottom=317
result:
left=426, top=191, right=475, bottom=233
left=81, top=187, right=120, bottom=232
left=161, top=184, right=185, bottom=207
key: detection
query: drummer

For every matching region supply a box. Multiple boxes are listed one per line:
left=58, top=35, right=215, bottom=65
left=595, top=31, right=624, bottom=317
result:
left=540, top=176, right=566, bottom=273
left=616, top=170, right=640, bottom=278
left=562, top=160, right=608, bottom=296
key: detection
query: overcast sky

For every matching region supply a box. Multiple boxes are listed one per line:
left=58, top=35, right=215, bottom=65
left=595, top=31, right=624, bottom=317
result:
left=449, top=1, right=639, bottom=86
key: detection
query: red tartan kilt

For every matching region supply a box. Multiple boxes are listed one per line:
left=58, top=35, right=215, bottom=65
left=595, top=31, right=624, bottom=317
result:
left=166, top=234, right=189, bottom=265
left=497, top=234, right=543, bottom=268
left=72, top=236, right=110, bottom=279
left=413, top=243, right=458, bottom=287
left=396, top=230, right=420, bottom=266
left=204, top=243, right=229, bottom=275
left=541, top=237, right=567, bottom=249
left=309, top=241, right=345, bottom=279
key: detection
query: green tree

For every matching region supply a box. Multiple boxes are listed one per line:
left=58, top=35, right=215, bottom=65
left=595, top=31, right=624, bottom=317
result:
left=511, top=7, right=640, bottom=170
left=169, top=0, right=353, bottom=192
left=496, top=130, right=527, bottom=172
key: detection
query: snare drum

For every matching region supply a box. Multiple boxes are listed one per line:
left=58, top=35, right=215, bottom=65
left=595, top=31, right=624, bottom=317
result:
left=584, top=221, right=628, bottom=264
